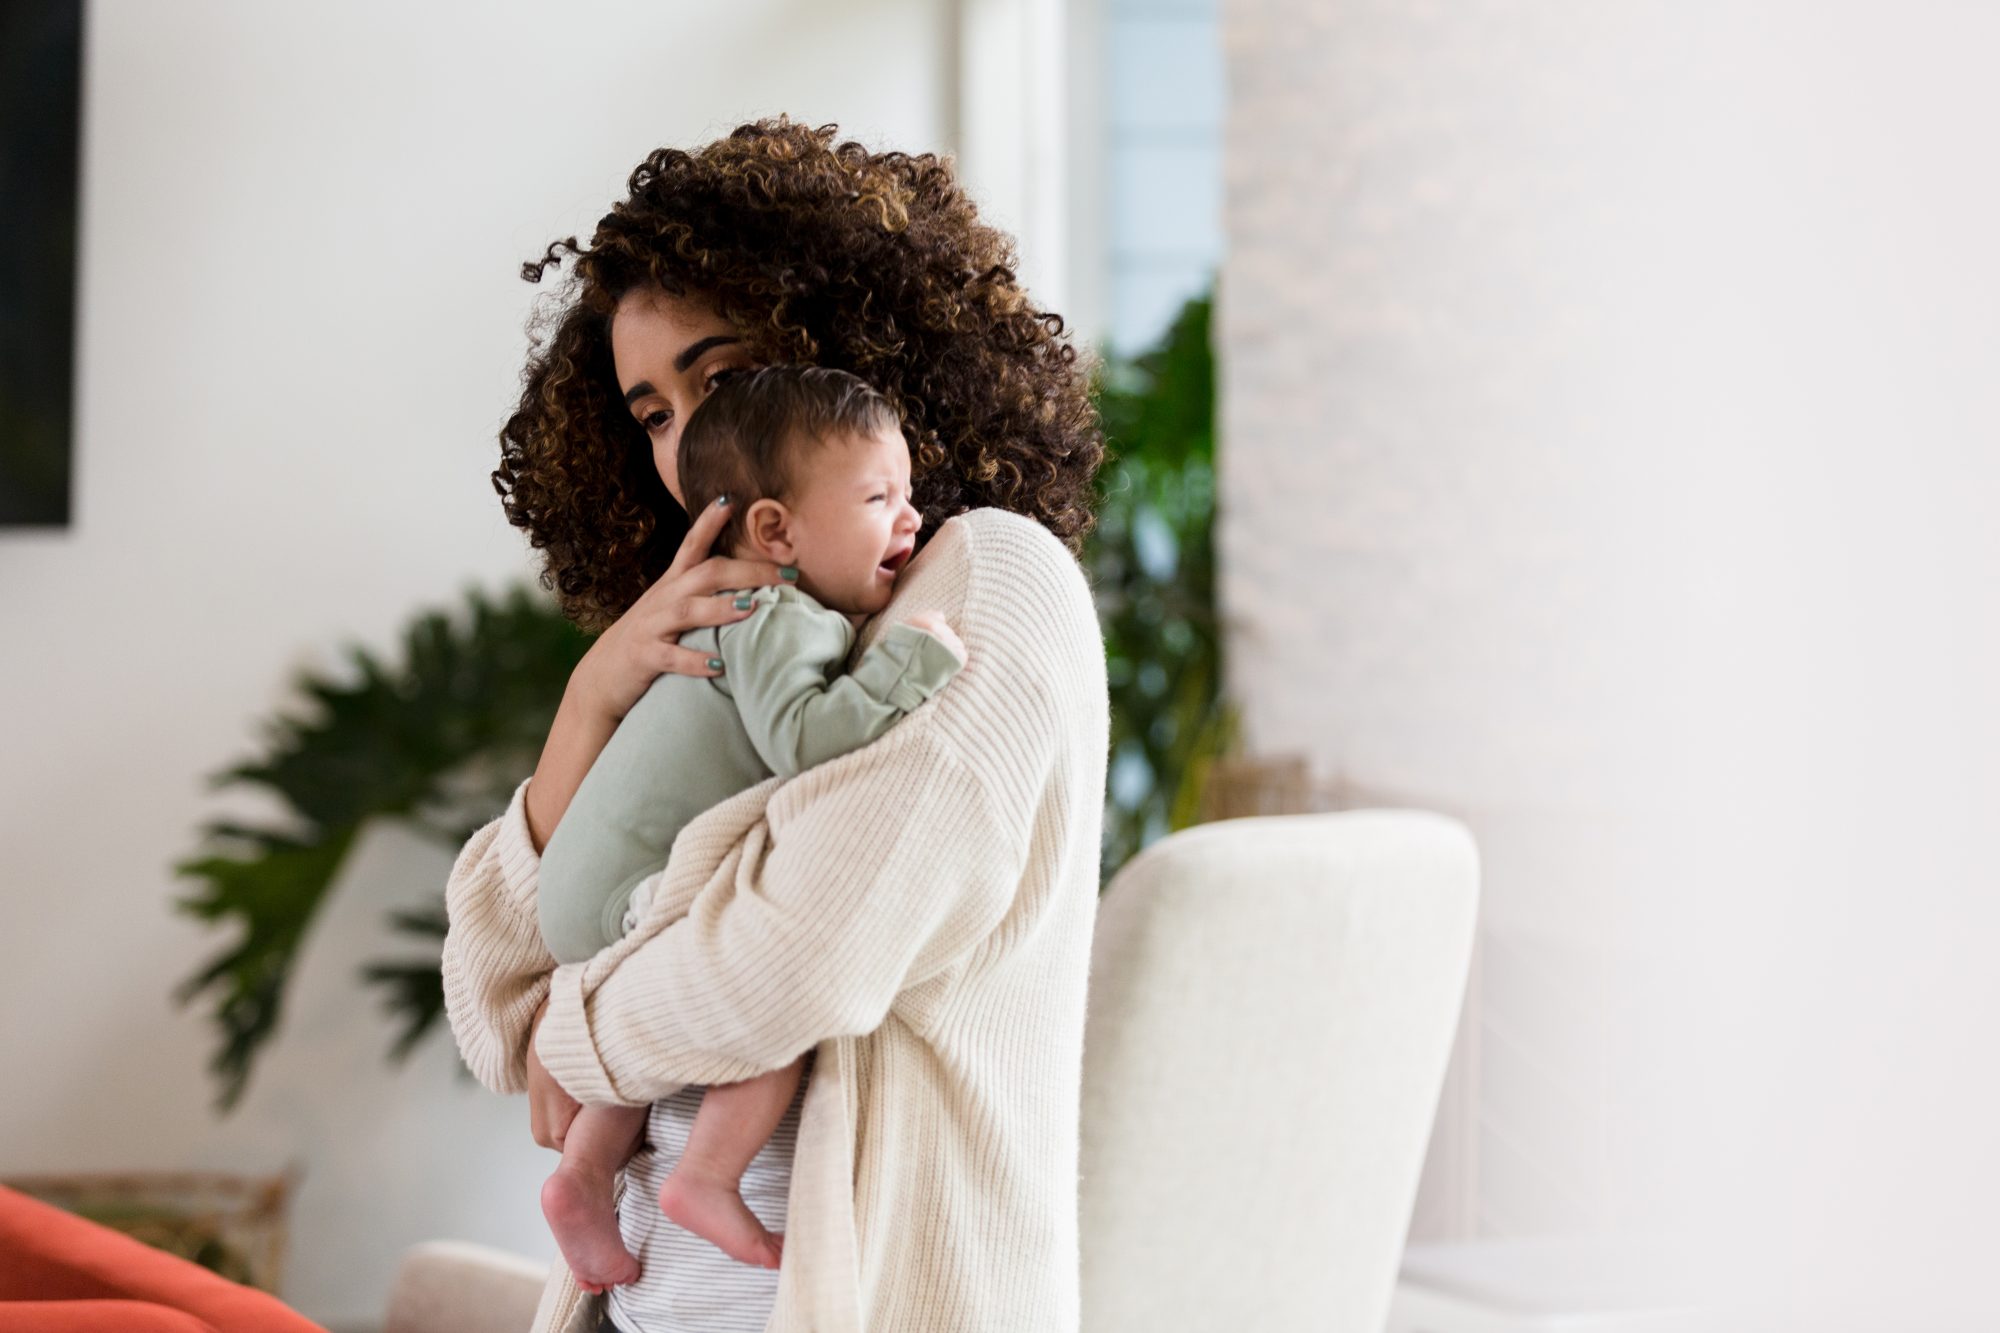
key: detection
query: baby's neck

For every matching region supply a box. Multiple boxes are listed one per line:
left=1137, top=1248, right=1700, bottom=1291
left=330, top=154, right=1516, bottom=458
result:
left=723, top=541, right=869, bottom=624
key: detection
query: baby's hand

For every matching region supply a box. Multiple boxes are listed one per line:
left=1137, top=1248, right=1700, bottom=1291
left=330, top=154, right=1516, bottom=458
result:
left=901, top=611, right=967, bottom=665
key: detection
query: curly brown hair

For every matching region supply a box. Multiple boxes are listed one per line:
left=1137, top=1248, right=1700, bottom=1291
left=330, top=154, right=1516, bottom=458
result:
left=492, top=116, right=1103, bottom=633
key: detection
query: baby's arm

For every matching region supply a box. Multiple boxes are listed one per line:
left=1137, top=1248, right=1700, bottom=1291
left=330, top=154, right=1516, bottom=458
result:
left=723, top=594, right=966, bottom=778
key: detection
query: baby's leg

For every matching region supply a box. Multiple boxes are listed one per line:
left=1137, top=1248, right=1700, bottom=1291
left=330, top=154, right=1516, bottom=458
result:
left=657, top=1058, right=805, bottom=1270
left=541, top=1103, right=649, bottom=1293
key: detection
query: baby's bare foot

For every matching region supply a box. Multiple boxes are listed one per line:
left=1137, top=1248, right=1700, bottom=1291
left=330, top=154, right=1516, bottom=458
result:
left=542, top=1163, right=642, bottom=1292
left=658, top=1167, right=784, bottom=1270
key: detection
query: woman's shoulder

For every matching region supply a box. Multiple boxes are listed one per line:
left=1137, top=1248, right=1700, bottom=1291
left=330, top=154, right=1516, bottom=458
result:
left=915, top=509, right=1106, bottom=798
left=930, top=507, right=1101, bottom=690
left=940, top=504, right=1074, bottom=556
left=936, top=508, right=1090, bottom=607
left=897, top=508, right=1089, bottom=633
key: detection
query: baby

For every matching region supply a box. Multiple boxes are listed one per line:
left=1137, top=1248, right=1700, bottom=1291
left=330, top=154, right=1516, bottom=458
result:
left=534, top=365, right=966, bottom=1290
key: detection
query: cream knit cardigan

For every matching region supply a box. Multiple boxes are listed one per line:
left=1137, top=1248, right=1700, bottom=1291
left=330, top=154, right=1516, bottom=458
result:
left=442, top=508, right=1108, bottom=1333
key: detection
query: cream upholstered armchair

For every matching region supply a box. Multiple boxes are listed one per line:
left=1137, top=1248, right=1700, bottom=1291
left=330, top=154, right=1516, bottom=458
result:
left=385, top=809, right=1478, bottom=1333
left=382, top=1240, right=545, bottom=1333
left=1078, top=810, right=1479, bottom=1333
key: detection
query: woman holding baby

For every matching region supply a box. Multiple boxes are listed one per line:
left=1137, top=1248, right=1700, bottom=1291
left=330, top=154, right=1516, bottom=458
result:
left=441, top=118, right=1108, bottom=1333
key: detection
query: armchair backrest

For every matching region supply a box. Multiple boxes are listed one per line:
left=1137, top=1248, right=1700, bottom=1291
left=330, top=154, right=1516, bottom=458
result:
left=1079, top=810, right=1479, bottom=1333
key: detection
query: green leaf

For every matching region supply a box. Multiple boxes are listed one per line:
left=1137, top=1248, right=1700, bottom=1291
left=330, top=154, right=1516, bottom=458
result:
left=1087, top=290, right=1229, bottom=879
left=173, top=583, right=590, bottom=1110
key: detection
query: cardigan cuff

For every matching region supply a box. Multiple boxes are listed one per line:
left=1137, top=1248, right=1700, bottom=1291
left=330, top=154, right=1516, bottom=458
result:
left=537, top=963, right=618, bottom=1106
left=537, top=962, right=683, bottom=1108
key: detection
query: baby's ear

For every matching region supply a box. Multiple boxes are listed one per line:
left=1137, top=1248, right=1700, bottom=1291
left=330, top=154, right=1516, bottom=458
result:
left=743, top=497, right=795, bottom=563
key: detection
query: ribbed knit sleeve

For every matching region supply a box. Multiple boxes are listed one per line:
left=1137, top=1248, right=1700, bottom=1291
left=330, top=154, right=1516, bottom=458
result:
left=536, top=728, right=1030, bottom=1106
left=441, top=776, right=556, bottom=1094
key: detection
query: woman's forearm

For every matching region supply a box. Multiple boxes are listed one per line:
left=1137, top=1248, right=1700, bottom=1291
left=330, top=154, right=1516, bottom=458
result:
left=522, top=496, right=778, bottom=852
left=525, top=683, right=620, bottom=854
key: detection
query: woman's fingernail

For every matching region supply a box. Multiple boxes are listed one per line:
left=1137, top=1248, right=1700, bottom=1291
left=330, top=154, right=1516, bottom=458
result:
left=707, top=658, right=725, bottom=673
left=733, top=593, right=753, bottom=610
left=779, top=565, right=799, bottom=582
left=715, top=495, right=731, bottom=508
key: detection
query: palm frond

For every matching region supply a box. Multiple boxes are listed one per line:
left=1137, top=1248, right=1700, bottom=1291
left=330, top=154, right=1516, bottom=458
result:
left=174, top=584, right=589, bottom=1110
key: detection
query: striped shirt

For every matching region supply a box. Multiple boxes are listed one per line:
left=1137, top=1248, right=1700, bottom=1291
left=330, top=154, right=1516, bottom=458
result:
left=603, top=1071, right=808, bottom=1333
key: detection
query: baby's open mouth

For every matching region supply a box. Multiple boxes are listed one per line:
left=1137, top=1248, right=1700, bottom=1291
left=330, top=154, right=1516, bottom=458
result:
left=878, top=546, right=913, bottom=576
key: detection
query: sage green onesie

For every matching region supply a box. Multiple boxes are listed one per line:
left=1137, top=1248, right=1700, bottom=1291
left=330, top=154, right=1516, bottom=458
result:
left=537, top=582, right=963, bottom=965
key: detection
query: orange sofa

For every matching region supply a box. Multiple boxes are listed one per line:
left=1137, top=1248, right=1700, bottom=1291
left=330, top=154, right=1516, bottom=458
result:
left=0, top=1184, right=325, bottom=1332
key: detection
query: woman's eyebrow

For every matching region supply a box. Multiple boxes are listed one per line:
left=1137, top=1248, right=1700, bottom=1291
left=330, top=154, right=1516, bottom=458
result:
left=621, top=335, right=745, bottom=407
left=674, top=334, right=741, bottom=373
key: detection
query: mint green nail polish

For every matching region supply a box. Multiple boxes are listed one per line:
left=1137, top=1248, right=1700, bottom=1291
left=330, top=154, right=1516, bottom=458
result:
left=779, top=565, right=799, bottom=582
left=715, top=495, right=731, bottom=508
left=733, top=593, right=753, bottom=610
left=707, top=658, right=725, bottom=672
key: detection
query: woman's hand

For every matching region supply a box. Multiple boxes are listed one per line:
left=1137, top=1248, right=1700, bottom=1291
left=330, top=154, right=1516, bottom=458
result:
left=574, top=496, right=792, bottom=722
left=525, top=498, right=787, bottom=853
left=527, top=997, right=582, bottom=1150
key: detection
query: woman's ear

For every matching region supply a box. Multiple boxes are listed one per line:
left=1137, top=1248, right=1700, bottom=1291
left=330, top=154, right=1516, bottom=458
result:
left=743, top=498, right=795, bottom=564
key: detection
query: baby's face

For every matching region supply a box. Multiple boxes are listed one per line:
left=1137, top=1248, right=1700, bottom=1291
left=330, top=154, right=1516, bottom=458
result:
left=780, top=424, right=923, bottom=616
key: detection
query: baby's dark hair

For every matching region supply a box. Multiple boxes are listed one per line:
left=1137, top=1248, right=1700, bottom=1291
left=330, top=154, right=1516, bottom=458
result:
left=679, top=365, right=902, bottom=552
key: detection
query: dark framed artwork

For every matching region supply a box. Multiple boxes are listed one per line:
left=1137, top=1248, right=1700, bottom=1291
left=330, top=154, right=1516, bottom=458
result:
left=1, top=0, right=83, bottom=528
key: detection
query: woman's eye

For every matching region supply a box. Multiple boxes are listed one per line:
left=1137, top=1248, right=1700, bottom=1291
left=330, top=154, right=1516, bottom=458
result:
left=704, top=366, right=745, bottom=393
left=641, top=409, right=672, bottom=432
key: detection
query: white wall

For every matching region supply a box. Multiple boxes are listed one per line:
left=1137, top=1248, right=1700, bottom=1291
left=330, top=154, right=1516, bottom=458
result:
left=1221, top=0, right=2000, bottom=1322
left=0, top=2, right=943, bottom=1326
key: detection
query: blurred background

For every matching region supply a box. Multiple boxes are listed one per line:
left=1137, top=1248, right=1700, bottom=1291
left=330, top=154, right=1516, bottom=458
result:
left=3, top=0, right=1998, bottom=1329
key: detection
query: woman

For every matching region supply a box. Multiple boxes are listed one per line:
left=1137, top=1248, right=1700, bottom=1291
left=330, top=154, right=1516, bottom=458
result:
left=441, top=118, right=1108, bottom=1333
